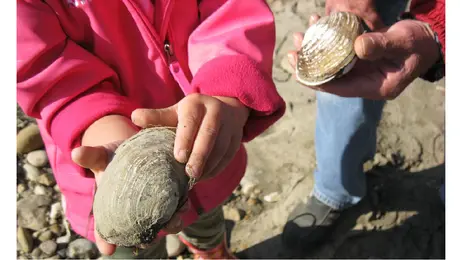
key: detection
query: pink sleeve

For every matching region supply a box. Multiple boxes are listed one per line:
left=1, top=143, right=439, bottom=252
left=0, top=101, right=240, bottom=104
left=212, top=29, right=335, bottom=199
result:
left=186, top=0, right=286, bottom=142
left=17, top=1, right=139, bottom=156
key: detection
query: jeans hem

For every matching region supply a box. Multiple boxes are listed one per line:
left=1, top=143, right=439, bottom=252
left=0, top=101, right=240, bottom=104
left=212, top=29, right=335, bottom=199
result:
left=312, top=186, right=360, bottom=210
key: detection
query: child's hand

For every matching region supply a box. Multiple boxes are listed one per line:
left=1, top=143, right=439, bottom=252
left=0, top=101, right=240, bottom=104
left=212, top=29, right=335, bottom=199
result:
left=132, top=94, right=250, bottom=181
left=71, top=115, right=190, bottom=255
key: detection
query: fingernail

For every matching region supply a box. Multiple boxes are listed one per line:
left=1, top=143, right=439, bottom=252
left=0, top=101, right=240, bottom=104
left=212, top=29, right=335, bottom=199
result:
left=130, top=111, right=137, bottom=123
left=177, top=149, right=188, bottom=163
left=185, top=164, right=198, bottom=178
left=357, top=36, right=374, bottom=59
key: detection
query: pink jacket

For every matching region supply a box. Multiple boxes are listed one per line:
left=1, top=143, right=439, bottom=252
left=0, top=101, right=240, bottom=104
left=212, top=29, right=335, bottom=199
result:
left=17, top=0, right=285, bottom=242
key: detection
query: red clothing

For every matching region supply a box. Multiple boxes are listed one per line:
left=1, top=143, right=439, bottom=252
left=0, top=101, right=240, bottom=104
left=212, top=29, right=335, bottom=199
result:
left=17, top=0, right=285, bottom=242
left=409, top=0, right=445, bottom=58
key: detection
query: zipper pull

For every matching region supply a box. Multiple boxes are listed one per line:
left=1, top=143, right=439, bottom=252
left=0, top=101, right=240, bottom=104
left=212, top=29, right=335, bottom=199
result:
left=164, top=41, right=175, bottom=64
left=164, top=41, right=192, bottom=93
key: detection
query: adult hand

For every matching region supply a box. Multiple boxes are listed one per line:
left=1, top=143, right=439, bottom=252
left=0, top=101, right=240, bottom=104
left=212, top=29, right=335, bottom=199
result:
left=325, top=0, right=384, bottom=30
left=71, top=115, right=189, bottom=255
left=131, top=94, right=249, bottom=182
left=288, top=15, right=440, bottom=100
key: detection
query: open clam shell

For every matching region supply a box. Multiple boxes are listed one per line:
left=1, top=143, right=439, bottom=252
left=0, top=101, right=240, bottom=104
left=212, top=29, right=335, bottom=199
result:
left=295, top=12, right=365, bottom=86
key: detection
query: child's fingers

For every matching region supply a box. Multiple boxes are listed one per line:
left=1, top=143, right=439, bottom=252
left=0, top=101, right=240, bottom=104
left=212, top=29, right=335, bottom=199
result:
left=95, top=230, right=116, bottom=256
left=174, top=99, right=204, bottom=164
left=204, top=132, right=242, bottom=180
left=71, top=146, right=108, bottom=175
left=201, top=128, right=231, bottom=179
left=184, top=106, right=221, bottom=180
left=131, top=106, right=179, bottom=128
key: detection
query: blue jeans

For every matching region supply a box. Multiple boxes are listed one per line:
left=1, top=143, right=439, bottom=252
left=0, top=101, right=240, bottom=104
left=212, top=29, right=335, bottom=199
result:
left=312, top=0, right=410, bottom=210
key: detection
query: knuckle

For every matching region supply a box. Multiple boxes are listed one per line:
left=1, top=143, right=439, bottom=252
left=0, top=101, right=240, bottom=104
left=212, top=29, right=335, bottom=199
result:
left=200, top=124, right=219, bottom=138
left=186, top=93, right=202, bottom=102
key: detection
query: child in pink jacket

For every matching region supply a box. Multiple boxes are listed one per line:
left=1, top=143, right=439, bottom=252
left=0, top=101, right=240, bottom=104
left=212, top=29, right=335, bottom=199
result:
left=17, top=0, right=285, bottom=258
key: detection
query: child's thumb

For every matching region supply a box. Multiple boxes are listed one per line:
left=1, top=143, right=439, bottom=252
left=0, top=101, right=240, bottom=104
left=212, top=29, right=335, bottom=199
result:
left=71, top=146, right=109, bottom=176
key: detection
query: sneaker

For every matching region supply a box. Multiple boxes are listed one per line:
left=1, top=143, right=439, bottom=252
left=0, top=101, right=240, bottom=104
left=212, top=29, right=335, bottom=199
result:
left=282, top=195, right=342, bottom=252
left=178, top=235, right=237, bottom=259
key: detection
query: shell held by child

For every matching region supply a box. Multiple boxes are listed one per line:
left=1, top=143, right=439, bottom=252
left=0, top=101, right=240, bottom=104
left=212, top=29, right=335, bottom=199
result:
left=92, top=127, right=189, bottom=248
left=296, top=12, right=365, bottom=86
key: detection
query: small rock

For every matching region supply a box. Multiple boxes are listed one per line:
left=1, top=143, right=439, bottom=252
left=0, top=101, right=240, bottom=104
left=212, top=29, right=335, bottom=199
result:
left=57, top=248, right=67, bottom=258
left=232, top=189, right=241, bottom=197
left=48, top=255, right=60, bottom=259
left=26, top=150, right=48, bottom=167
left=280, top=54, right=295, bottom=74
left=240, top=176, right=258, bottom=195
left=31, top=247, right=42, bottom=259
left=223, top=206, right=245, bottom=222
left=39, top=240, right=57, bottom=256
left=363, top=160, right=374, bottom=172
left=249, top=193, right=259, bottom=199
left=17, top=227, right=33, bottom=253
left=38, top=230, right=54, bottom=242
left=247, top=198, right=260, bottom=206
left=56, top=235, right=71, bottom=245
left=23, top=163, right=40, bottom=182
left=17, top=195, right=52, bottom=231
left=34, top=184, right=53, bottom=196
left=49, top=223, right=63, bottom=235
left=20, top=190, right=34, bottom=199
left=17, top=124, right=44, bottom=154
left=263, top=192, right=281, bottom=203
left=270, top=0, right=284, bottom=12
left=49, top=218, right=58, bottom=225
left=17, top=183, right=27, bottom=194
left=32, top=230, right=41, bottom=238
left=38, top=173, right=55, bottom=187
left=50, top=202, right=62, bottom=220
left=53, top=185, right=60, bottom=193
left=373, top=153, right=389, bottom=167
left=67, top=238, right=98, bottom=259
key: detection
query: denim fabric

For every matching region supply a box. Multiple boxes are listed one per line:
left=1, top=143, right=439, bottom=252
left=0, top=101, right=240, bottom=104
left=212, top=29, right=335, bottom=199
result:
left=312, top=0, right=409, bottom=209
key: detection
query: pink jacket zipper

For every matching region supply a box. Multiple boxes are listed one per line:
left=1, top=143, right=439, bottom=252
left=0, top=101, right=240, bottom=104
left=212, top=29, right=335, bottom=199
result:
left=164, top=41, right=193, bottom=92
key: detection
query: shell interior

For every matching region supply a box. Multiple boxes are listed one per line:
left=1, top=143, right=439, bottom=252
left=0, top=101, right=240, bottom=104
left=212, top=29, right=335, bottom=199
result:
left=296, top=12, right=364, bottom=86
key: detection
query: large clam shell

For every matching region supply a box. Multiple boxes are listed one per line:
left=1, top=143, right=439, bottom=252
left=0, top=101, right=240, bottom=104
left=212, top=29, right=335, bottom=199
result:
left=93, top=127, right=189, bottom=248
left=296, top=12, right=364, bottom=86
